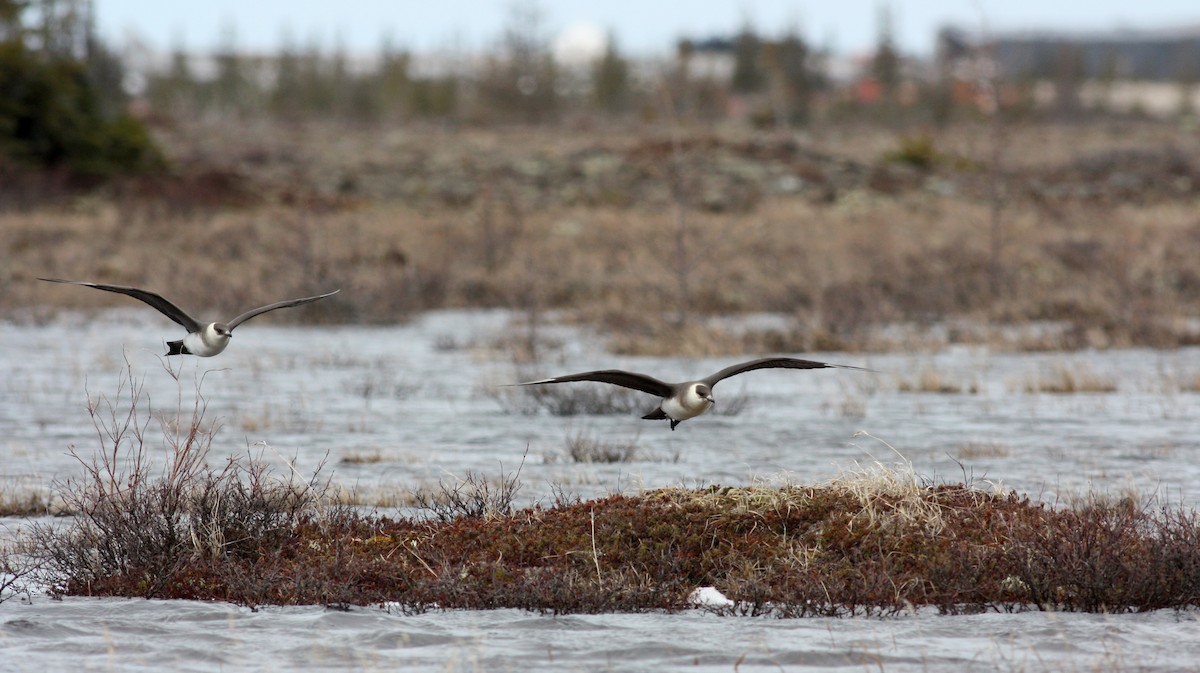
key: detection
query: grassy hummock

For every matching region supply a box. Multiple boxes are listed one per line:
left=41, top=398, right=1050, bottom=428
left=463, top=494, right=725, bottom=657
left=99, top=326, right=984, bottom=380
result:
left=16, top=466, right=1200, bottom=616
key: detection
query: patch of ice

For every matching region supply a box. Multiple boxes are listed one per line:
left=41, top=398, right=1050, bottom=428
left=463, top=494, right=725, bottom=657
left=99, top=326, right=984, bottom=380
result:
left=687, top=586, right=734, bottom=608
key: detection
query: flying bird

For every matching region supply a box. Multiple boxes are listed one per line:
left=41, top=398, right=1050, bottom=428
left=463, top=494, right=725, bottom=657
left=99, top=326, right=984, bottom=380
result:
left=511, top=357, right=869, bottom=430
left=39, top=278, right=339, bottom=357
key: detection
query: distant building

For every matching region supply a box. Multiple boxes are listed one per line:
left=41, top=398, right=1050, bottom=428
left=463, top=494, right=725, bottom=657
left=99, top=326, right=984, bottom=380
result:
left=936, top=25, right=1200, bottom=117
left=937, top=25, right=1200, bottom=82
left=676, top=37, right=737, bottom=82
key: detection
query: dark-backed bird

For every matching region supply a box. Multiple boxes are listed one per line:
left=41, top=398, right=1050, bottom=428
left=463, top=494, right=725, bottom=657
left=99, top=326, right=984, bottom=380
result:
left=511, top=357, right=869, bottom=430
left=39, top=278, right=339, bottom=357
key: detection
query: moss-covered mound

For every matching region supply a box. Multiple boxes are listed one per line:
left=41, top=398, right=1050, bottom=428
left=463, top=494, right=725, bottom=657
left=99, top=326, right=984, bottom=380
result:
left=28, top=469, right=1200, bottom=616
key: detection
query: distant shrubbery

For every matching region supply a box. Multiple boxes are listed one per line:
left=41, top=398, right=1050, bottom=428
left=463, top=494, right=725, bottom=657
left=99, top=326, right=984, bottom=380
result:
left=0, top=0, right=163, bottom=178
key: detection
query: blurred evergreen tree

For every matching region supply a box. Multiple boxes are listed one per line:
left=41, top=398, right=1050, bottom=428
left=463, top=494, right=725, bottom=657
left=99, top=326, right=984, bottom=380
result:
left=669, top=38, right=694, bottom=118
left=374, top=35, right=410, bottom=122
left=345, top=72, right=380, bottom=124
left=1053, top=43, right=1084, bottom=119
left=0, top=0, right=163, bottom=176
left=1176, top=42, right=1198, bottom=118
left=407, top=75, right=457, bottom=120
left=327, top=37, right=351, bottom=118
left=0, top=0, right=24, bottom=37
left=928, top=27, right=960, bottom=126
left=299, top=40, right=334, bottom=117
left=212, top=23, right=255, bottom=118
left=270, top=29, right=304, bottom=121
left=872, top=4, right=900, bottom=101
left=731, top=23, right=765, bottom=94
left=1095, top=46, right=1119, bottom=115
left=477, top=1, right=558, bottom=123
left=144, top=38, right=194, bottom=116
left=592, top=31, right=629, bottom=114
left=763, top=28, right=819, bottom=128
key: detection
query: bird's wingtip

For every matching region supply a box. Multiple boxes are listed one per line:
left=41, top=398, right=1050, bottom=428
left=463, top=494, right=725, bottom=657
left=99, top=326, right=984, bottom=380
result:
left=505, top=378, right=556, bottom=387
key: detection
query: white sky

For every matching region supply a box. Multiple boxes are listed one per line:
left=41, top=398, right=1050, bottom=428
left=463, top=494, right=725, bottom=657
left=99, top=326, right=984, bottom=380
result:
left=94, top=0, right=1200, bottom=58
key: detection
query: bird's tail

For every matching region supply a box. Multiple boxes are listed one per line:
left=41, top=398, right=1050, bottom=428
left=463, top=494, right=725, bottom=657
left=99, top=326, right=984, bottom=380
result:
left=642, top=407, right=680, bottom=429
left=165, top=339, right=188, bottom=356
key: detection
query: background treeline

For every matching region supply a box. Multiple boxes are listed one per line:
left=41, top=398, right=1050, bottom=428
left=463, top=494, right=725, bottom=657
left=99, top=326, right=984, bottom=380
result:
left=143, top=17, right=836, bottom=128
left=5, top=0, right=1200, bottom=181
left=138, top=4, right=1200, bottom=130
left=135, top=5, right=1015, bottom=130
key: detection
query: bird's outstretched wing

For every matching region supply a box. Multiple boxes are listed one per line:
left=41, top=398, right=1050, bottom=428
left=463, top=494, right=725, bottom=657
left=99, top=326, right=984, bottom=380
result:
left=39, top=278, right=202, bottom=332
left=701, top=357, right=870, bottom=387
left=511, top=369, right=674, bottom=398
left=226, top=289, right=340, bottom=330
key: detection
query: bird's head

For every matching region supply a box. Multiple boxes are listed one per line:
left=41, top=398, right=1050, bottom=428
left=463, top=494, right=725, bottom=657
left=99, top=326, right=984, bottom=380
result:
left=693, top=383, right=714, bottom=406
left=212, top=323, right=232, bottom=339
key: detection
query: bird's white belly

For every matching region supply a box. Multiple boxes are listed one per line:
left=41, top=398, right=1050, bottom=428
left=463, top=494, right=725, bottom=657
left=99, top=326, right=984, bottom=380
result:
left=661, top=396, right=712, bottom=421
left=183, top=331, right=228, bottom=357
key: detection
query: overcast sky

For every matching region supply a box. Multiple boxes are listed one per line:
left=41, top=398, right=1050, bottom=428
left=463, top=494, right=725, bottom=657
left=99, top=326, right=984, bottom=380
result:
left=94, top=0, right=1200, bottom=59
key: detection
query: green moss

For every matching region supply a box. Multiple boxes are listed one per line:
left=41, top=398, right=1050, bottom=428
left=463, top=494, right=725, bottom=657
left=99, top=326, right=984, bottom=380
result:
left=882, top=132, right=941, bottom=171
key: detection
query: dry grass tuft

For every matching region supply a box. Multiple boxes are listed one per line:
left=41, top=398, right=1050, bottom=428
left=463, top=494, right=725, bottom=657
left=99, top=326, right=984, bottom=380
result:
left=897, top=366, right=978, bottom=394
left=0, top=484, right=65, bottom=517
left=338, top=450, right=385, bottom=465
left=1179, top=372, right=1200, bottom=393
left=825, top=455, right=956, bottom=537
left=326, top=484, right=417, bottom=509
left=411, top=452, right=526, bottom=522
left=1021, top=363, right=1118, bottom=394
left=558, top=433, right=641, bottom=464
left=953, top=442, right=1011, bottom=459
left=825, top=393, right=868, bottom=418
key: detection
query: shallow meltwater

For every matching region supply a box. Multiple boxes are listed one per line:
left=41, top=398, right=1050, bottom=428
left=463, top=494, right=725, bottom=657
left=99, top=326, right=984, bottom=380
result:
left=2, top=599, right=1198, bottom=672
left=2, top=309, right=1200, bottom=672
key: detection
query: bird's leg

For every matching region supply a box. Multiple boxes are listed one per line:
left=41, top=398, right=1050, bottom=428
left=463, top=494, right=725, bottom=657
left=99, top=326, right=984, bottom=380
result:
left=670, top=419, right=680, bottom=431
